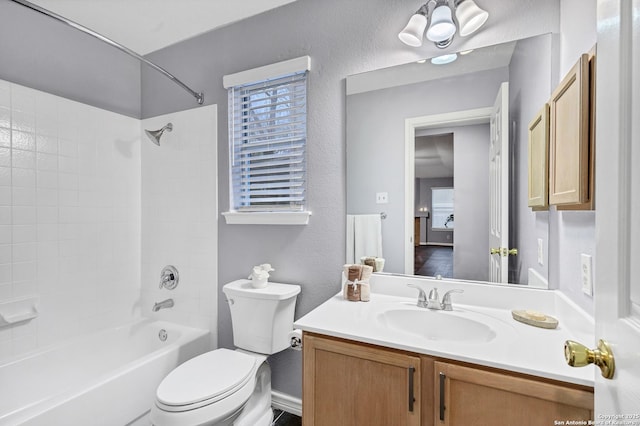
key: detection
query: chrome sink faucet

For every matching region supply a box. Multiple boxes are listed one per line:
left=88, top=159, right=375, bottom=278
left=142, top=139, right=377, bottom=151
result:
left=407, top=285, right=463, bottom=311
left=407, top=284, right=428, bottom=308
left=153, top=298, right=174, bottom=312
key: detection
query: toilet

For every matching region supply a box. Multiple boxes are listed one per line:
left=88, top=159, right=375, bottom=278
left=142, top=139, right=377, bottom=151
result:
left=150, top=279, right=301, bottom=426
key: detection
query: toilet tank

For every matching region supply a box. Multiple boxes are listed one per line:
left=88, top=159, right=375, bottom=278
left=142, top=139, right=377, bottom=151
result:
left=223, top=279, right=301, bottom=355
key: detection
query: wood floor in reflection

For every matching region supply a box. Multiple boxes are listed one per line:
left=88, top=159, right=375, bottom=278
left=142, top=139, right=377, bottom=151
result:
left=414, top=245, right=453, bottom=277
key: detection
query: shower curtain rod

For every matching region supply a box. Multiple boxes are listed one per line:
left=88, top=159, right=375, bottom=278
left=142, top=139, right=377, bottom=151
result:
left=10, top=0, right=204, bottom=105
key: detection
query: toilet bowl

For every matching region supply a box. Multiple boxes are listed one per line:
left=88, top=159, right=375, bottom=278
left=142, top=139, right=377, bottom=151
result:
left=150, top=280, right=301, bottom=426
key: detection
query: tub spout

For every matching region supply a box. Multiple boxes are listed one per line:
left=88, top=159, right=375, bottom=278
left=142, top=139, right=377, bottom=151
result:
left=153, top=298, right=174, bottom=312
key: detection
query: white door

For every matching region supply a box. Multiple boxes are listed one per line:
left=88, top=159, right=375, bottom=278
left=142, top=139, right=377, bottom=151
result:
left=489, top=82, right=509, bottom=283
left=592, top=0, right=640, bottom=412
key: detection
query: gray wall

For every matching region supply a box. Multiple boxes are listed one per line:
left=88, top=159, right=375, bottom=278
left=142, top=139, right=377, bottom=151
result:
left=347, top=68, right=507, bottom=274
left=140, top=0, right=560, bottom=398
left=509, top=35, right=553, bottom=285
left=0, top=1, right=141, bottom=118
left=550, top=0, right=597, bottom=314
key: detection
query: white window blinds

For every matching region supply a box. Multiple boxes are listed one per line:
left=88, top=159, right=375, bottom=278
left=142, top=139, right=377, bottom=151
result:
left=228, top=70, right=308, bottom=212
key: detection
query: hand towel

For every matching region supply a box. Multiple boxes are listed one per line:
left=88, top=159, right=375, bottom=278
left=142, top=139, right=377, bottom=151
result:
left=346, top=214, right=383, bottom=264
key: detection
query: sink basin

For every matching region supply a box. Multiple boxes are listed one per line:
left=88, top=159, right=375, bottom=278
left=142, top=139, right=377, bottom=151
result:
left=378, top=308, right=497, bottom=343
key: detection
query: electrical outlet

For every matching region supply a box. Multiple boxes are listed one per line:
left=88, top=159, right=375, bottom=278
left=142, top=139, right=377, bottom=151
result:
left=581, top=254, right=593, bottom=296
left=537, top=238, right=544, bottom=266
left=376, top=192, right=388, bottom=204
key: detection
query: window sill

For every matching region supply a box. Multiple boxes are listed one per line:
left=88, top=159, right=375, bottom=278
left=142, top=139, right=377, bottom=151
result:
left=222, top=211, right=312, bottom=225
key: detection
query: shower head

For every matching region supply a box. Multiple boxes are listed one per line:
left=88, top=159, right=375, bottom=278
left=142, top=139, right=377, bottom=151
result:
left=145, top=122, right=173, bottom=146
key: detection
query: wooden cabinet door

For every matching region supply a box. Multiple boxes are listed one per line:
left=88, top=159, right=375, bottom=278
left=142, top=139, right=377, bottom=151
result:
left=434, top=361, right=593, bottom=425
left=528, top=104, right=550, bottom=209
left=549, top=54, right=590, bottom=205
left=303, top=333, right=421, bottom=426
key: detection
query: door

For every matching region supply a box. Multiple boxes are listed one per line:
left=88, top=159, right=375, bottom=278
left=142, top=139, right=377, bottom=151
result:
left=303, top=333, right=421, bottom=426
left=434, top=361, right=593, bottom=424
left=592, top=0, right=640, bottom=413
left=489, top=82, right=509, bottom=283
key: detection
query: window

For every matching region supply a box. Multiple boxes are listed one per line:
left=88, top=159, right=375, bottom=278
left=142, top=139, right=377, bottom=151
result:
left=223, top=57, right=311, bottom=225
left=432, top=187, right=454, bottom=230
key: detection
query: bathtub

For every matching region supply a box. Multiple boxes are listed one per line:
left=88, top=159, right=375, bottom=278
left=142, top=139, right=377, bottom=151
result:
left=0, top=319, right=210, bottom=426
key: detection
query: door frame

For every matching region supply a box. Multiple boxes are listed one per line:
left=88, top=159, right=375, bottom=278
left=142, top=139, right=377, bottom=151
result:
left=404, top=107, right=493, bottom=275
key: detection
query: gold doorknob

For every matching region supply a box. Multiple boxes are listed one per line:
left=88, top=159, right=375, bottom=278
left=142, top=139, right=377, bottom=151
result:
left=564, top=339, right=615, bottom=379
left=507, top=248, right=518, bottom=256
left=490, top=248, right=501, bottom=255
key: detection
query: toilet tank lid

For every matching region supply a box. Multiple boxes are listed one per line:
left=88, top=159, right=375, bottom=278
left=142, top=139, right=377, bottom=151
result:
left=223, top=279, right=301, bottom=300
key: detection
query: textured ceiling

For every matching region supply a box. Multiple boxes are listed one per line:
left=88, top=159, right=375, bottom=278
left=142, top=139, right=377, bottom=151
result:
left=28, top=0, right=297, bottom=54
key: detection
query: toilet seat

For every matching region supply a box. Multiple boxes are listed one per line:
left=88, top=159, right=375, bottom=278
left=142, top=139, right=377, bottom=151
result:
left=156, top=349, right=258, bottom=412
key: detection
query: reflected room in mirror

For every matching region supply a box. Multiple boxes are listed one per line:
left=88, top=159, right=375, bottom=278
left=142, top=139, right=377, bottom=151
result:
left=346, top=34, right=554, bottom=287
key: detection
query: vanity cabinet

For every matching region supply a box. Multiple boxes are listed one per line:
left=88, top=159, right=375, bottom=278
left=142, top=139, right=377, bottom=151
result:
left=434, top=361, right=593, bottom=425
left=303, top=333, right=422, bottom=426
left=302, top=333, right=593, bottom=426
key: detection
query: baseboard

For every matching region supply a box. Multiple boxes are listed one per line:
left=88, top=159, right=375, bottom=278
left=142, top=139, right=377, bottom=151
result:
left=272, top=390, right=302, bottom=417
left=424, top=242, right=454, bottom=247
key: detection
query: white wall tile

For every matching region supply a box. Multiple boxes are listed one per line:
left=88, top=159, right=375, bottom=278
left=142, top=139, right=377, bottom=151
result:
left=12, top=149, right=36, bottom=169
left=0, top=226, right=10, bottom=244
left=0, top=79, right=216, bottom=362
left=0, top=167, right=10, bottom=186
left=0, top=79, right=142, bottom=362
left=141, top=105, right=218, bottom=341
left=12, top=187, right=36, bottom=206
left=0, top=207, right=11, bottom=224
left=12, top=168, right=36, bottom=187
left=12, top=225, right=36, bottom=243
left=0, top=186, right=11, bottom=205
left=36, top=134, right=58, bottom=154
left=0, top=263, right=11, bottom=283
left=0, top=148, right=10, bottom=167
left=12, top=131, right=35, bottom=151
left=0, top=245, right=10, bottom=264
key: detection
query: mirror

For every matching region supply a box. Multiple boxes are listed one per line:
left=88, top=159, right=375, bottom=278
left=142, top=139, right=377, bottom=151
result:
left=346, top=34, right=553, bottom=286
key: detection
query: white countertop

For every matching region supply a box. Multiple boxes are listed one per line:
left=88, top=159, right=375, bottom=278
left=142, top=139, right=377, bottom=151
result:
left=294, top=274, right=595, bottom=387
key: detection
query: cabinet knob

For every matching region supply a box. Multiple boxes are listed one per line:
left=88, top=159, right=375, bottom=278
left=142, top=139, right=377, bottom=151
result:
left=564, top=339, right=615, bottom=379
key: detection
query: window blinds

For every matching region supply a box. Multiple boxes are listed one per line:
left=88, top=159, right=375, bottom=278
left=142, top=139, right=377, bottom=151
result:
left=229, top=71, right=308, bottom=212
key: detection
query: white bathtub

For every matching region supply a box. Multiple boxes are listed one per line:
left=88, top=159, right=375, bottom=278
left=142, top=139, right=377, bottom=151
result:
left=0, top=319, right=210, bottom=426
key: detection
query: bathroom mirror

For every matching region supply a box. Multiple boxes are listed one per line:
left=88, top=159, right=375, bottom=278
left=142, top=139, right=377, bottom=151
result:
left=347, top=34, right=553, bottom=286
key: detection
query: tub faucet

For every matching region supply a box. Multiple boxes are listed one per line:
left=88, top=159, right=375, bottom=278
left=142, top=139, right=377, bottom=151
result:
left=153, top=298, right=174, bottom=312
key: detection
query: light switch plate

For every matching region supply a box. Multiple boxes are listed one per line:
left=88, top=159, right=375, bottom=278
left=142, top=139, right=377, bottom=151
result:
left=376, top=192, right=388, bottom=204
left=581, top=254, right=593, bottom=296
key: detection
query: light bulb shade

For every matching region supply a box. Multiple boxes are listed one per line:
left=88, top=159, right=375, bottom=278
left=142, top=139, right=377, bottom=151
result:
left=426, top=4, right=457, bottom=42
left=431, top=53, right=458, bottom=65
left=398, top=13, right=428, bottom=47
left=455, top=0, right=489, bottom=37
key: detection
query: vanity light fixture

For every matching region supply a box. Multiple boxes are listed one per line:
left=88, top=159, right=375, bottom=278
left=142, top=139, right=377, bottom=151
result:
left=398, top=0, right=489, bottom=49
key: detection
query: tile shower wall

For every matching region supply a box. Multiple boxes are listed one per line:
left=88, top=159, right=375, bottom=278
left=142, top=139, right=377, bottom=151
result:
left=0, top=79, right=141, bottom=361
left=141, top=105, right=218, bottom=348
